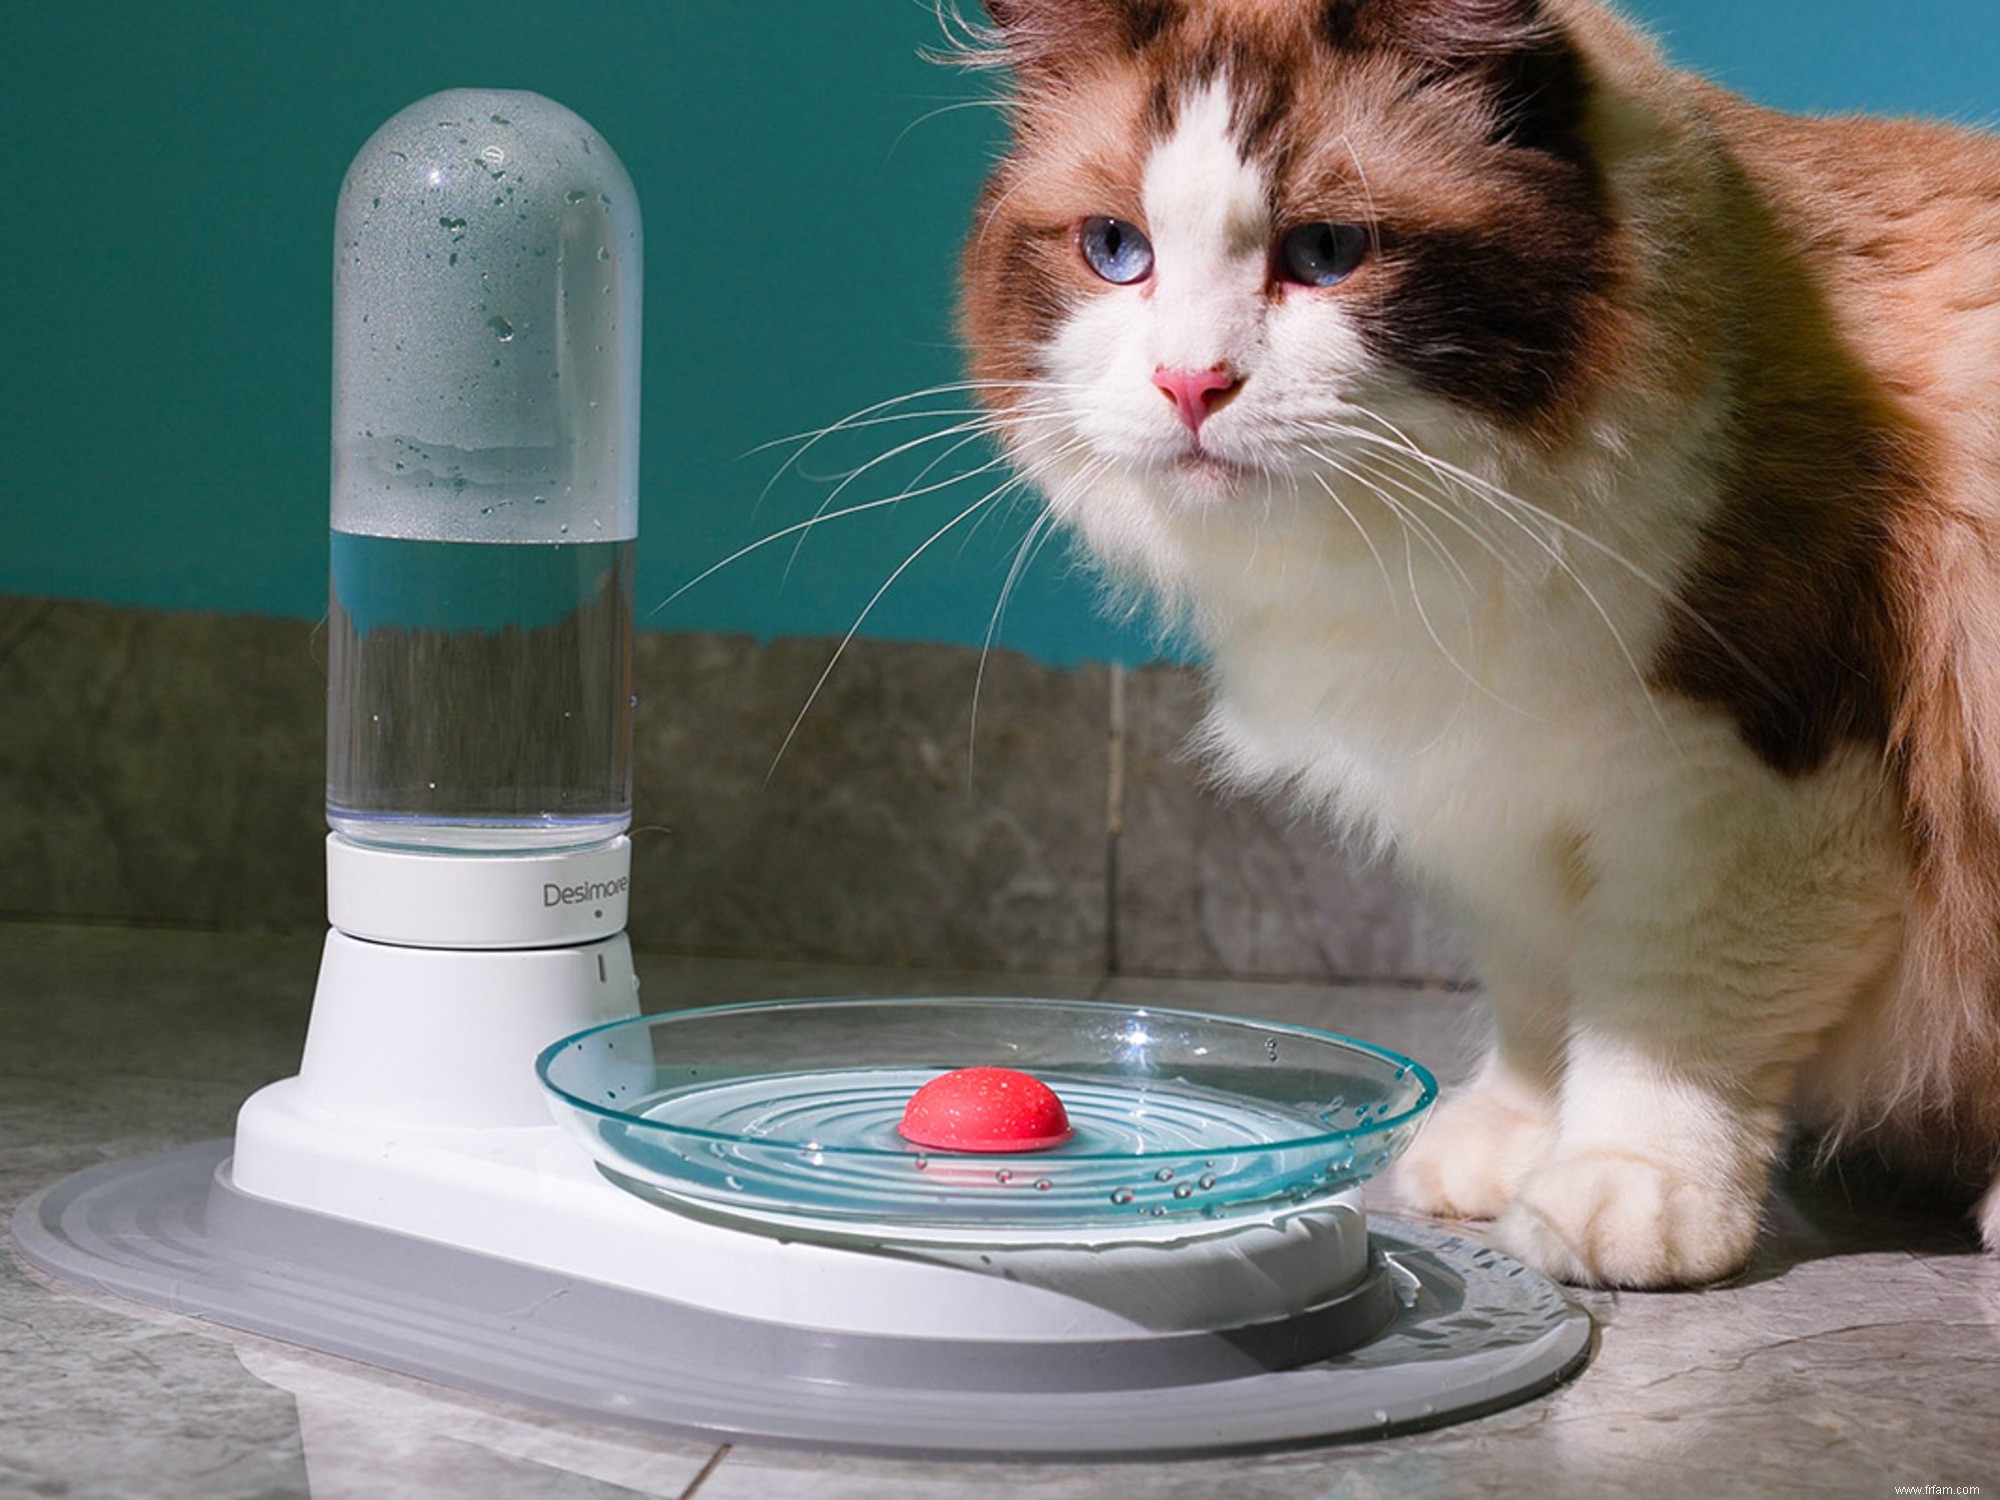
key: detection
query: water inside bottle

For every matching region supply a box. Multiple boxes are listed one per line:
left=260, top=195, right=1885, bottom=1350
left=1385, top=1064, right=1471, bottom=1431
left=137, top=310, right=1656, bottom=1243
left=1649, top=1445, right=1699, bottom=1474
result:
left=326, top=531, right=634, bottom=852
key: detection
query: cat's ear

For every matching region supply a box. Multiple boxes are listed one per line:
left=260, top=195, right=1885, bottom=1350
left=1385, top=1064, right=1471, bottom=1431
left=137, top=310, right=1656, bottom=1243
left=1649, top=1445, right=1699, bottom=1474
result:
left=974, top=0, right=1176, bottom=81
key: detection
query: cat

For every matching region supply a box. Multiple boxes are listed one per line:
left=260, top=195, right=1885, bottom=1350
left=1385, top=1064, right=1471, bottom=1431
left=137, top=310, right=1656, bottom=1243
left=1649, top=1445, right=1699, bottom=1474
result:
left=952, top=0, right=2000, bottom=1287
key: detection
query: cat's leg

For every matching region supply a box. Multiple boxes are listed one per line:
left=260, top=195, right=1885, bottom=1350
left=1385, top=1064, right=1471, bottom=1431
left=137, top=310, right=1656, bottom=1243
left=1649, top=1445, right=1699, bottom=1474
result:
left=1395, top=908, right=1569, bottom=1221
left=1492, top=749, right=1905, bottom=1288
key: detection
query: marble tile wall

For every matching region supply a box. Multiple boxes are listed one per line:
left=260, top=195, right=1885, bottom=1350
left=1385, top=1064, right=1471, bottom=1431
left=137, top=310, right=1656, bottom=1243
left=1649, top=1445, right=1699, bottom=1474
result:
left=0, top=596, right=1464, bottom=982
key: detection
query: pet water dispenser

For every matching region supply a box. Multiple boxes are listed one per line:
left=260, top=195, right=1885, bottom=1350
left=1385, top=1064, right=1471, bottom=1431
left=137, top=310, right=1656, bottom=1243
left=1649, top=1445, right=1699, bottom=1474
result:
left=13, top=90, right=1592, bottom=1459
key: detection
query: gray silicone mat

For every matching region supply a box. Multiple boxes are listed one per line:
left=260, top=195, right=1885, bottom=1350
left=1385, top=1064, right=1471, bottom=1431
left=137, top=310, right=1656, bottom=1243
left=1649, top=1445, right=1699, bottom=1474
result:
left=12, top=1141, right=1592, bottom=1459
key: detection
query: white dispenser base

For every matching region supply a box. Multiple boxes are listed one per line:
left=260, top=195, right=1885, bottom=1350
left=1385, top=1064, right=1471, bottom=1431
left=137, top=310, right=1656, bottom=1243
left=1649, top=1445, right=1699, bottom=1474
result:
left=15, top=831, right=1595, bottom=1455
left=235, top=1072, right=1374, bottom=1342
left=244, top=833, right=1382, bottom=1343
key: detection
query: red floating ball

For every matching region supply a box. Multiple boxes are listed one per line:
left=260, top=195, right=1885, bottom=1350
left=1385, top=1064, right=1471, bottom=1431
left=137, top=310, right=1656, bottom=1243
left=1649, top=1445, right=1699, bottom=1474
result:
left=898, top=1067, right=1074, bottom=1153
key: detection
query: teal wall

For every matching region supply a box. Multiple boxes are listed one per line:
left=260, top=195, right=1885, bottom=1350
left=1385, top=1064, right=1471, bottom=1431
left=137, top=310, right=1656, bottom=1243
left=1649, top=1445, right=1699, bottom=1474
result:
left=4, top=2, right=1996, bottom=667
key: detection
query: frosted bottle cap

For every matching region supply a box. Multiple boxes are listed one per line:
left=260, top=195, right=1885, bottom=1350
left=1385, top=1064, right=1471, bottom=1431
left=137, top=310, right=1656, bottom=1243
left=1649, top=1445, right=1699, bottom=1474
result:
left=332, top=89, right=641, bottom=544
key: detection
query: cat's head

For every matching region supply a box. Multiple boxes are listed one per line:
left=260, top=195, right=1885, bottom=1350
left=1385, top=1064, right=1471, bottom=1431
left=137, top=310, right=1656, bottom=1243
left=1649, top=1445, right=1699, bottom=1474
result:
left=959, top=0, right=1629, bottom=595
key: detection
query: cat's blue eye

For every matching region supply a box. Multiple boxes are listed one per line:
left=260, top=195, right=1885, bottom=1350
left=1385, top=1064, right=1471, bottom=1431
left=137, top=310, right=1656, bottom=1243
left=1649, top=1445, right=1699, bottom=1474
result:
left=1278, top=223, right=1369, bottom=288
left=1079, top=216, right=1154, bottom=285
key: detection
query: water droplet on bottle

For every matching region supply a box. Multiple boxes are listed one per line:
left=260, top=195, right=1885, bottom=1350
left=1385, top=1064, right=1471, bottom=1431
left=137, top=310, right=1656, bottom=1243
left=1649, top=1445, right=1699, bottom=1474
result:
left=994, top=1169, right=1012, bottom=1184
left=1198, top=1173, right=1217, bottom=1190
left=1154, top=1167, right=1174, bottom=1182
left=597, top=245, right=610, bottom=260
left=486, top=315, right=514, bottom=341
left=566, top=189, right=588, bottom=204
left=913, top=1154, right=929, bottom=1171
left=1372, top=1409, right=1389, bottom=1425
left=1034, top=1178, right=1053, bottom=1192
left=1110, top=1188, right=1136, bottom=1206
left=724, top=1175, right=744, bottom=1192
left=1266, top=1037, right=1280, bottom=1062
left=1173, top=1182, right=1194, bottom=1199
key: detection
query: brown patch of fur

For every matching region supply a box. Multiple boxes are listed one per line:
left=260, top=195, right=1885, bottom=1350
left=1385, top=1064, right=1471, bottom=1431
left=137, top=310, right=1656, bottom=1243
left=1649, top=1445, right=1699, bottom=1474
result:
left=1553, top=826, right=1595, bottom=908
left=1653, top=94, right=2000, bottom=1154
left=1647, top=136, right=1919, bottom=779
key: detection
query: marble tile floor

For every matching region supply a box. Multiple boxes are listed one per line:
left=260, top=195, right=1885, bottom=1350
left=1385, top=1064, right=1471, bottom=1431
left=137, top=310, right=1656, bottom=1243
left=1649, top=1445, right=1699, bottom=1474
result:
left=2, top=921, right=1995, bottom=1499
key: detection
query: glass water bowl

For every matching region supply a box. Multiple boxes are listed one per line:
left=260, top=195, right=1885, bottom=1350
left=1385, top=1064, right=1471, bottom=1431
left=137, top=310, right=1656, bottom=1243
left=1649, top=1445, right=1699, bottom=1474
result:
left=537, top=996, right=1436, bottom=1234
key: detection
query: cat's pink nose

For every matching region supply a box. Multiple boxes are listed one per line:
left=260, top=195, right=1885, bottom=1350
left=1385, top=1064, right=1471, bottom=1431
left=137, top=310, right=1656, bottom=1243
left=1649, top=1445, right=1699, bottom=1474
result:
left=1153, top=364, right=1242, bottom=434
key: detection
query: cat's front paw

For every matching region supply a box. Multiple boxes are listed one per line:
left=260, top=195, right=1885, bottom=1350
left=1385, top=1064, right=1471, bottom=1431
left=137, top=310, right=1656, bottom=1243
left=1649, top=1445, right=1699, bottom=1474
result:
left=1977, top=1176, right=2000, bottom=1255
left=1394, top=1086, right=1555, bottom=1221
left=1493, top=1150, right=1760, bottom=1289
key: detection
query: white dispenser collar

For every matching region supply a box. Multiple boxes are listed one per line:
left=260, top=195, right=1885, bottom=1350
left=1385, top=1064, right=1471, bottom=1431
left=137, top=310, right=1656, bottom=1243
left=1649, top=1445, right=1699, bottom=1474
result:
left=325, top=833, right=631, bottom=949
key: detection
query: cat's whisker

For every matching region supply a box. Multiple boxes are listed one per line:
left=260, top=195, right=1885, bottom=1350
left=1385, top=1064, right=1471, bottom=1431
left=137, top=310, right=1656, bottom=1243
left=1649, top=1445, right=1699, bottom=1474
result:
left=1323, top=424, right=1675, bottom=740
left=650, top=449, right=1017, bottom=618
left=1338, top=409, right=1684, bottom=607
left=767, top=474, right=1032, bottom=782
left=968, top=499, right=1068, bottom=788
left=952, top=430, right=1086, bottom=559
left=1306, top=445, right=1479, bottom=609
left=749, top=388, right=1083, bottom=462
left=1328, top=426, right=1537, bottom=576
left=1307, top=450, right=1498, bottom=686
left=1314, top=435, right=1530, bottom=585
left=889, top=98, right=1012, bottom=161
left=748, top=379, right=1084, bottom=479
left=786, top=428, right=1004, bottom=584
left=747, top=409, right=994, bottom=456
left=778, top=405, right=1074, bottom=571
left=1305, top=468, right=1400, bottom=616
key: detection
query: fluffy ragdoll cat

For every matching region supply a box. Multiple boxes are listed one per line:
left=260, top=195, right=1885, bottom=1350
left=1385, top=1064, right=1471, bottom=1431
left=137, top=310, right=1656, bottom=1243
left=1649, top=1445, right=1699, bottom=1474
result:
left=954, top=0, right=2000, bottom=1287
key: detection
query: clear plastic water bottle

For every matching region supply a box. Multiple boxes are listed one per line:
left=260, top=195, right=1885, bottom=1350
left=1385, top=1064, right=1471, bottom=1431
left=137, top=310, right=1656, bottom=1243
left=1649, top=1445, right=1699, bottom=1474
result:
left=324, top=90, right=642, bottom=853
